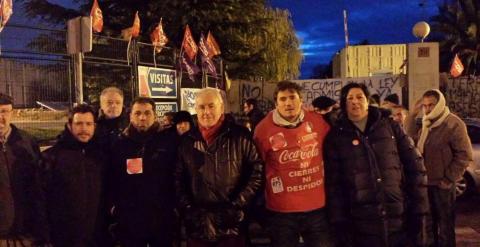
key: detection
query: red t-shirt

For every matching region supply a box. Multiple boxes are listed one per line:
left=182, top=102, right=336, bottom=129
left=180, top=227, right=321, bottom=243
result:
left=254, top=111, right=330, bottom=212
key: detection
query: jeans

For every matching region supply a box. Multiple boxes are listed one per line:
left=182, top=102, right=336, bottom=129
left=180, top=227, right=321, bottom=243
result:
left=266, top=208, right=333, bottom=247
left=427, top=185, right=456, bottom=247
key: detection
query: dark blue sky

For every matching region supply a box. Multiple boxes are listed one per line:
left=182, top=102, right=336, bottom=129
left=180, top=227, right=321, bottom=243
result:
left=18, top=0, right=443, bottom=78
left=270, top=0, right=442, bottom=78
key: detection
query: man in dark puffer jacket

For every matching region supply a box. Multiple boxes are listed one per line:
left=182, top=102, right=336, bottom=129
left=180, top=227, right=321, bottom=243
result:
left=42, top=104, right=108, bottom=247
left=324, top=83, right=430, bottom=247
left=176, top=88, right=263, bottom=247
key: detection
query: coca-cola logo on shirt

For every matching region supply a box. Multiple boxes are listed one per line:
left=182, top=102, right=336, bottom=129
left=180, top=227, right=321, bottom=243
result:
left=278, top=143, right=319, bottom=164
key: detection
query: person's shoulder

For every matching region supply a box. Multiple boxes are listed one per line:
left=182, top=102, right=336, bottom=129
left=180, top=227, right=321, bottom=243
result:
left=445, top=112, right=467, bottom=129
left=254, top=111, right=273, bottom=131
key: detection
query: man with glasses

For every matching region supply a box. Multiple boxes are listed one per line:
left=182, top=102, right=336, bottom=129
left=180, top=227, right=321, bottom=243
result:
left=109, top=97, right=178, bottom=246
left=0, top=93, right=49, bottom=246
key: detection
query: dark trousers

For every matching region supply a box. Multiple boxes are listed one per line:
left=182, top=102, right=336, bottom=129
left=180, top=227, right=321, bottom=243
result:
left=427, top=185, right=456, bottom=247
left=266, top=208, right=333, bottom=247
left=352, top=231, right=408, bottom=247
left=187, top=236, right=245, bottom=247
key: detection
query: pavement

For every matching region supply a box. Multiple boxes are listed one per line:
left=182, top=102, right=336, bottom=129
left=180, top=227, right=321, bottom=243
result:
left=455, top=194, right=480, bottom=246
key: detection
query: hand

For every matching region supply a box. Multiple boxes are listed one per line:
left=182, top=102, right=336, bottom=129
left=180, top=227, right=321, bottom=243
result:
left=412, top=98, right=423, bottom=116
left=438, top=179, right=453, bottom=189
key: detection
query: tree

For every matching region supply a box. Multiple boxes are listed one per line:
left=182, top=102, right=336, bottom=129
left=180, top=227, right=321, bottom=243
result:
left=430, top=0, right=480, bottom=75
left=19, top=0, right=302, bottom=81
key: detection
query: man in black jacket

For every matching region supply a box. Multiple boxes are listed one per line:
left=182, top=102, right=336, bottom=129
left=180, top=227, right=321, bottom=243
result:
left=109, top=97, right=177, bottom=247
left=243, top=98, right=265, bottom=132
left=176, top=88, right=264, bottom=247
left=42, top=104, right=107, bottom=247
left=96, top=86, right=128, bottom=146
left=0, top=93, right=49, bottom=246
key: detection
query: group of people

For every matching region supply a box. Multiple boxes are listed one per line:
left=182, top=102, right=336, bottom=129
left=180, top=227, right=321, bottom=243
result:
left=0, top=81, right=472, bottom=247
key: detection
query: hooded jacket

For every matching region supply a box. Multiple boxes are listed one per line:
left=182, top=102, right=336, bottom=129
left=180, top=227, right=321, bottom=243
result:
left=42, top=127, right=107, bottom=246
left=176, top=116, right=263, bottom=242
left=0, top=125, right=48, bottom=242
left=324, top=107, right=429, bottom=247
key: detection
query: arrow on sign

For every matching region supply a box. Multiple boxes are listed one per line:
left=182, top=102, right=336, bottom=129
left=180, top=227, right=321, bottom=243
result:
left=152, top=87, right=173, bottom=93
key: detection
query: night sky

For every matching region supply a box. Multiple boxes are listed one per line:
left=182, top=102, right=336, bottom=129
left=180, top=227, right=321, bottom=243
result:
left=270, top=0, right=442, bottom=78
left=20, top=0, right=443, bottom=78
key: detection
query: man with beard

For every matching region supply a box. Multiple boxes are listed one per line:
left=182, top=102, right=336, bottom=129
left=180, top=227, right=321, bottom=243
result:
left=0, top=93, right=49, bottom=246
left=109, top=97, right=177, bottom=247
left=42, top=104, right=107, bottom=247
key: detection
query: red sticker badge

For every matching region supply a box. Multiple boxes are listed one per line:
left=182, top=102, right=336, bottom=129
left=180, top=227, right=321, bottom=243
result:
left=126, top=158, right=143, bottom=174
left=269, top=132, right=287, bottom=151
left=352, top=139, right=360, bottom=146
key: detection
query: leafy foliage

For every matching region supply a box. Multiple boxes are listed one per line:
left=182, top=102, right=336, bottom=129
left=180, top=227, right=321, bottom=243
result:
left=430, top=0, right=480, bottom=74
left=19, top=0, right=302, bottom=81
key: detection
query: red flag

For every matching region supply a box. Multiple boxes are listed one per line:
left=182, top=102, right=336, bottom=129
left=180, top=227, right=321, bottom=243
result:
left=181, top=25, right=198, bottom=60
left=206, top=31, right=221, bottom=57
left=90, top=0, right=103, bottom=33
left=0, top=0, right=13, bottom=33
left=199, top=34, right=217, bottom=77
left=150, top=18, right=168, bottom=53
left=131, top=11, right=140, bottom=38
left=450, top=54, right=464, bottom=78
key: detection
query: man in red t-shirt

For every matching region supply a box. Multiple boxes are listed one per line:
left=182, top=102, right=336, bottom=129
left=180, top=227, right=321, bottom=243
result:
left=254, top=81, right=332, bottom=247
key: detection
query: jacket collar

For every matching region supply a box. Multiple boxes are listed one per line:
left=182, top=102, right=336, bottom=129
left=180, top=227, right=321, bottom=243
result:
left=122, top=121, right=161, bottom=144
left=337, top=106, right=390, bottom=134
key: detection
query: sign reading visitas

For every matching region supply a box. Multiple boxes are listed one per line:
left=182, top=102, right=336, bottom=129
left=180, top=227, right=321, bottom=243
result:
left=138, top=66, right=177, bottom=99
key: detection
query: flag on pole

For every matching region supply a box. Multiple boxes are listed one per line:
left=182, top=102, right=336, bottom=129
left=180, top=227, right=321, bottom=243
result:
left=181, top=25, right=198, bottom=60
left=150, top=18, right=168, bottom=53
left=131, top=11, right=140, bottom=38
left=0, top=0, right=13, bottom=33
left=450, top=54, right=464, bottom=78
left=199, top=34, right=217, bottom=77
left=206, top=31, right=220, bottom=57
left=90, top=0, right=103, bottom=33
left=179, top=52, right=200, bottom=82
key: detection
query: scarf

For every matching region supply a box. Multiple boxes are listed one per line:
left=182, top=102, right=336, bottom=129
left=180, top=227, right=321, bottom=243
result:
left=417, top=89, right=450, bottom=154
left=199, top=114, right=225, bottom=145
left=272, top=109, right=305, bottom=128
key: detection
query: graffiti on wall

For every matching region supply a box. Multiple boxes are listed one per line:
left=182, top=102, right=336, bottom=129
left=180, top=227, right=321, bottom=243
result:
left=239, top=82, right=275, bottom=112
left=234, top=75, right=404, bottom=114
left=444, top=76, right=480, bottom=118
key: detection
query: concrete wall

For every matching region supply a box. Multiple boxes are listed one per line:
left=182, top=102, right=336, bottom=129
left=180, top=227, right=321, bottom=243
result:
left=441, top=73, right=480, bottom=118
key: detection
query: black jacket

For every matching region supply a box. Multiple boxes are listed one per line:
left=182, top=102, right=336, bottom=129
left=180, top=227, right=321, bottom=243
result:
left=109, top=123, right=177, bottom=238
left=0, top=125, right=48, bottom=242
left=95, top=111, right=129, bottom=151
left=324, top=107, right=429, bottom=247
left=176, top=117, right=263, bottom=241
left=246, top=108, right=265, bottom=132
left=42, top=128, right=107, bottom=246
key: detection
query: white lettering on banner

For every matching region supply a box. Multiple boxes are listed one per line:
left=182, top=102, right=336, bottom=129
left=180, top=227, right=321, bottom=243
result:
left=288, top=166, right=320, bottom=177
left=278, top=143, right=319, bottom=164
left=287, top=179, right=323, bottom=192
